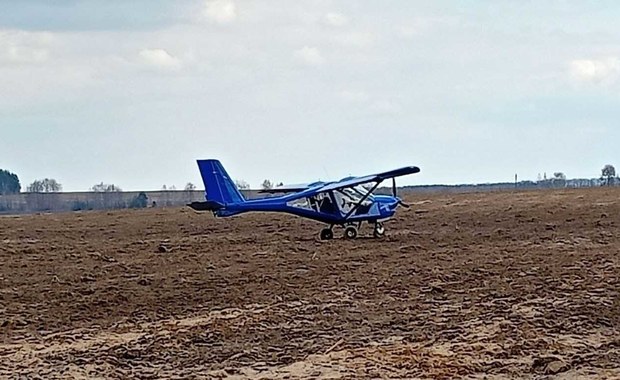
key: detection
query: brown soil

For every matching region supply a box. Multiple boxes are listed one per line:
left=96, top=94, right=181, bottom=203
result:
left=1, top=188, right=619, bottom=379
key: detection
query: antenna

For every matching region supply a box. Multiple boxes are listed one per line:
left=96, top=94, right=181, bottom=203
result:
left=322, top=165, right=331, bottom=180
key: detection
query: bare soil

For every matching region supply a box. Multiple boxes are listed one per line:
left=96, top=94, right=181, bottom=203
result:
left=1, top=188, right=619, bottom=379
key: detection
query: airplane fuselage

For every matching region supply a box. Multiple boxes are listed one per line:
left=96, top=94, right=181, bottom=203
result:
left=216, top=189, right=402, bottom=226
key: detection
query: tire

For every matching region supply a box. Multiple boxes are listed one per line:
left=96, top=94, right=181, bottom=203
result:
left=320, top=228, right=334, bottom=240
left=344, top=226, right=358, bottom=239
left=373, top=223, right=385, bottom=238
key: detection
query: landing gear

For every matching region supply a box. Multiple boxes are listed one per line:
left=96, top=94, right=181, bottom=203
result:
left=319, top=222, right=385, bottom=240
left=373, top=222, right=385, bottom=238
left=320, top=228, right=334, bottom=240
left=344, top=225, right=358, bottom=239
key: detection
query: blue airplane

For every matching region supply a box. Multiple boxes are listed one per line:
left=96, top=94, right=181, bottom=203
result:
left=189, top=159, right=420, bottom=239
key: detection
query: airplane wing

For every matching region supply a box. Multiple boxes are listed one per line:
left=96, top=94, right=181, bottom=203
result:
left=317, top=166, right=420, bottom=193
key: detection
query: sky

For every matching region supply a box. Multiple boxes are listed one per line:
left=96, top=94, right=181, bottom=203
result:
left=1, top=1, right=620, bottom=191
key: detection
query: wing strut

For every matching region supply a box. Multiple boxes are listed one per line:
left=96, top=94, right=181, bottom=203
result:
left=343, top=181, right=381, bottom=220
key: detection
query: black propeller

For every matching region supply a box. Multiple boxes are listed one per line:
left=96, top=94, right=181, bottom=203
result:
left=392, top=177, right=410, bottom=208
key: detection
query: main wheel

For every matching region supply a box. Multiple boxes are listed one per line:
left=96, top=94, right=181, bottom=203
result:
left=373, top=223, right=385, bottom=238
left=320, top=228, right=334, bottom=240
left=344, top=226, right=358, bottom=239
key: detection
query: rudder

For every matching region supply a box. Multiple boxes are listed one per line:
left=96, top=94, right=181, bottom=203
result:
left=197, top=160, right=246, bottom=205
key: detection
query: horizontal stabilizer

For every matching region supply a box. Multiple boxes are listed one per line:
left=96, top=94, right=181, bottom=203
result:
left=187, top=201, right=224, bottom=211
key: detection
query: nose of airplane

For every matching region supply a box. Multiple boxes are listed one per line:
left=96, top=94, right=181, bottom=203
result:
left=387, top=197, right=401, bottom=210
left=374, top=195, right=402, bottom=211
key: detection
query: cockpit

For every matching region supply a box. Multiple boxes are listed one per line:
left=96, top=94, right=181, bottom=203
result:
left=330, top=183, right=372, bottom=214
left=339, top=184, right=374, bottom=205
left=286, top=182, right=376, bottom=216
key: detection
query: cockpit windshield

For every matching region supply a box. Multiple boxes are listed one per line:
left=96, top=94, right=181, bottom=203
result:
left=339, top=183, right=374, bottom=206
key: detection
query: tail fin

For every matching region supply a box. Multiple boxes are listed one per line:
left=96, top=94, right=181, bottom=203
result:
left=196, top=160, right=246, bottom=205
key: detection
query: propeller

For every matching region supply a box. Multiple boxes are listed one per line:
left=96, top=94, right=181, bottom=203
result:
left=392, top=177, right=410, bottom=208
left=392, top=177, right=397, bottom=197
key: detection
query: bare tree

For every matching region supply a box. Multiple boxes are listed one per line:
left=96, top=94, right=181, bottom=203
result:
left=91, top=183, right=123, bottom=209
left=185, top=182, right=197, bottom=202
left=261, top=179, right=273, bottom=190
left=601, top=164, right=616, bottom=186
left=91, top=183, right=122, bottom=192
left=235, top=179, right=250, bottom=190
left=28, top=181, right=44, bottom=193
left=25, top=178, right=62, bottom=211
left=27, top=178, right=62, bottom=193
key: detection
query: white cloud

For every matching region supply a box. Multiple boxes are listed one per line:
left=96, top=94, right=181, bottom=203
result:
left=139, top=48, right=181, bottom=69
left=333, top=32, right=374, bottom=48
left=396, top=17, right=456, bottom=39
left=294, top=46, right=325, bottom=66
left=5, top=45, right=48, bottom=63
left=570, top=58, right=620, bottom=84
left=398, top=25, right=422, bottom=38
left=203, top=0, right=236, bottom=24
left=0, top=30, right=52, bottom=64
left=339, top=90, right=370, bottom=103
left=325, top=12, right=348, bottom=27
left=371, top=100, right=401, bottom=114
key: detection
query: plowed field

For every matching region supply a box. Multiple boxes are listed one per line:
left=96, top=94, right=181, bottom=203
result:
left=1, top=188, right=619, bottom=379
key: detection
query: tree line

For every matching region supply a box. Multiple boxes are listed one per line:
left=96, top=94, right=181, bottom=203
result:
left=0, top=170, right=200, bottom=195
left=236, top=179, right=283, bottom=190
left=1, top=164, right=619, bottom=197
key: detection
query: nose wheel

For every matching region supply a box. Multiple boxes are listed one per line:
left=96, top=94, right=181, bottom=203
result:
left=373, top=222, right=385, bottom=238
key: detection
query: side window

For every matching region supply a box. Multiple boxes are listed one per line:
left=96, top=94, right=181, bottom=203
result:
left=333, top=191, right=355, bottom=214
left=287, top=192, right=338, bottom=214
left=286, top=198, right=312, bottom=210
left=317, top=192, right=337, bottom=214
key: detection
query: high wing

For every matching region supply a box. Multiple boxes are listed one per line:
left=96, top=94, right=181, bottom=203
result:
left=258, top=167, right=419, bottom=195
left=316, top=166, right=420, bottom=193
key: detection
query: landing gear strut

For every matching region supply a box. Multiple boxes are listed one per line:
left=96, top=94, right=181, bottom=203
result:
left=373, top=222, right=385, bottom=238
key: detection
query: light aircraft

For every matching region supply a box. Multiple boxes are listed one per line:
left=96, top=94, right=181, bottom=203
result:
left=189, top=159, right=420, bottom=239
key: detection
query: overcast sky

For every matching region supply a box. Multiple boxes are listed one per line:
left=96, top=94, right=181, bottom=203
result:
left=1, top=1, right=619, bottom=191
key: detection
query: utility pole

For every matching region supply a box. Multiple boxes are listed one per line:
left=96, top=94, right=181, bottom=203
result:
left=515, top=173, right=518, bottom=188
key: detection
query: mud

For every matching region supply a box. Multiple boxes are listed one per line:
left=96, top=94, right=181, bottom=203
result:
left=1, top=188, right=619, bottom=379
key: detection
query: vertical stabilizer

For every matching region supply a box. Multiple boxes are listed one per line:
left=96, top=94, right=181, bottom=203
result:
left=197, top=160, right=246, bottom=205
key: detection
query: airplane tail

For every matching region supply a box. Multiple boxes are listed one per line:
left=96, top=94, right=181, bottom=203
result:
left=195, top=160, right=246, bottom=208
left=188, top=159, right=247, bottom=214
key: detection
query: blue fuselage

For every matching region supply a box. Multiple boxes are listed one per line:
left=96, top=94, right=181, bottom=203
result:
left=216, top=188, right=402, bottom=225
